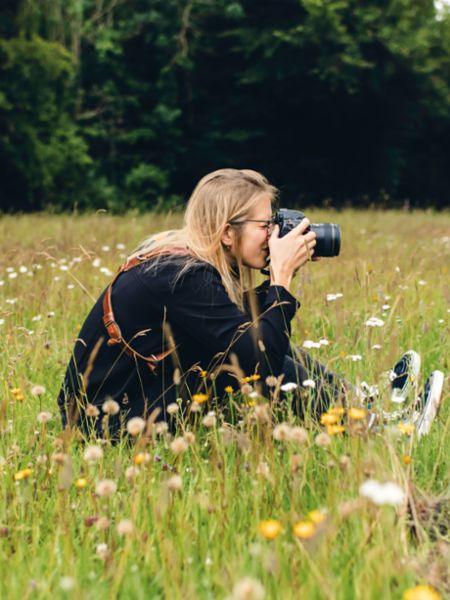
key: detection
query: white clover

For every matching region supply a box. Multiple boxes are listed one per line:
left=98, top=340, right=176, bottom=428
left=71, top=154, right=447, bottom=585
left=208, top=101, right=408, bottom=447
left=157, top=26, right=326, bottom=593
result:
left=347, top=354, right=362, bottom=362
left=8, top=272, right=17, bottom=279
left=365, top=317, right=385, bottom=327
left=280, top=382, right=298, bottom=392
left=302, top=379, right=316, bottom=388
left=359, top=479, right=405, bottom=506
left=101, top=245, right=110, bottom=252
left=19, top=266, right=28, bottom=273
left=302, top=340, right=321, bottom=349
left=319, top=338, right=330, bottom=346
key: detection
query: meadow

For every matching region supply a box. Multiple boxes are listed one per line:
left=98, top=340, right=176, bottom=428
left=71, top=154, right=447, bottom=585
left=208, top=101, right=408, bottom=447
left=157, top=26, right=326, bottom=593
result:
left=0, top=210, right=448, bottom=600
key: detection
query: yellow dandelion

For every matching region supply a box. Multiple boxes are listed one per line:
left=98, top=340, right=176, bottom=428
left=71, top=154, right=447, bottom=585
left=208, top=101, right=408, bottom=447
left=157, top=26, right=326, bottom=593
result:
left=348, top=407, right=368, bottom=420
left=399, top=423, right=415, bottom=436
left=258, top=519, right=282, bottom=541
left=224, top=386, right=234, bottom=394
left=307, top=510, right=327, bottom=525
left=14, top=468, right=33, bottom=481
left=326, top=424, right=345, bottom=435
left=192, top=393, right=209, bottom=404
left=250, top=374, right=261, bottom=381
left=403, top=584, right=442, bottom=600
left=320, top=413, right=339, bottom=425
left=328, top=406, right=345, bottom=416
left=133, top=452, right=151, bottom=465
left=402, top=455, right=412, bottom=465
left=293, top=520, right=316, bottom=540
left=241, top=376, right=252, bottom=383
left=199, top=370, right=208, bottom=378
left=75, top=477, right=88, bottom=489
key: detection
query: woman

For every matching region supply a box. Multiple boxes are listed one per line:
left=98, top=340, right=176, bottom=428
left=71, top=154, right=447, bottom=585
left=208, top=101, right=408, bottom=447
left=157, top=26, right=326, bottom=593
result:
left=58, top=168, right=436, bottom=437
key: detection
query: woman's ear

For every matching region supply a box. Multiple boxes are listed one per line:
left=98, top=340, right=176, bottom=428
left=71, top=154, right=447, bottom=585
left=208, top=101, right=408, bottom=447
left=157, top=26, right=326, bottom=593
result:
left=221, top=224, right=234, bottom=249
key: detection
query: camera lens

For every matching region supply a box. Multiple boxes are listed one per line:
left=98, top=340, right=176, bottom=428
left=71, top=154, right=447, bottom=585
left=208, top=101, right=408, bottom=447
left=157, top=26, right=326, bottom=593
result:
left=310, top=223, right=341, bottom=257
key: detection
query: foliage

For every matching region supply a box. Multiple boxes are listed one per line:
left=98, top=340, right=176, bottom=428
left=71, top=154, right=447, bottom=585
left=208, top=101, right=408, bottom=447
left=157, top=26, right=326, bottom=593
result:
left=0, top=0, right=449, bottom=210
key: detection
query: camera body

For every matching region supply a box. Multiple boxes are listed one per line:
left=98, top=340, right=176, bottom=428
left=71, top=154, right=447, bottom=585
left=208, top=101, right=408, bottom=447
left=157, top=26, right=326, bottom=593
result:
left=273, top=209, right=341, bottom=257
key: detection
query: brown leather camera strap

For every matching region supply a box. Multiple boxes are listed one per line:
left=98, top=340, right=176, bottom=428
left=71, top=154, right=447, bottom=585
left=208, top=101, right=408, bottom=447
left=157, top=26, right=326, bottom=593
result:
left=102, top=246, right=195, bottom=372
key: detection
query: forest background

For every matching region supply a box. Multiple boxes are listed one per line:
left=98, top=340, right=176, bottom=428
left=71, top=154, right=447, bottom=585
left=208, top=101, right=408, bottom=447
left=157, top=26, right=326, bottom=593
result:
left=1, top=0, right=449, bottom=213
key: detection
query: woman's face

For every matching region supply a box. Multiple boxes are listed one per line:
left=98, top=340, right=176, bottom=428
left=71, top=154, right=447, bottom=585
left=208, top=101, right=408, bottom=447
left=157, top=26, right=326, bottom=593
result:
left=225, top=194, right=273, bottom=270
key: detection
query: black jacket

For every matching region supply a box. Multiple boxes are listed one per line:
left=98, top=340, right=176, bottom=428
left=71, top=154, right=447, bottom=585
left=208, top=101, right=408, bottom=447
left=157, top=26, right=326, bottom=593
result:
left=57, top=256, right=299, bottom=432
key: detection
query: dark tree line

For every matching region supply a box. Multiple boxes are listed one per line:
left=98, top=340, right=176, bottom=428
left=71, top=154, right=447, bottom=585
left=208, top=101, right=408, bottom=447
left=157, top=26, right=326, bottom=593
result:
left=1, top=0, right=449, bottom=211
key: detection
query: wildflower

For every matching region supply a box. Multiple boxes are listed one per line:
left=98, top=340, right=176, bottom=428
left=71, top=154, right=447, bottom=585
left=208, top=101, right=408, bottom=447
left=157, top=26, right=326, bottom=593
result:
left=102, top=398, right=120, bottom=415
left=117, top=519, right=134, bottom=536
left=372, top=344, right=382, bottom=350
left=326, top=293, right=343, bottom=302
left=273, top=423, right=291, bottom=441
left=167, top=402, right=179, bottom=415
left=403, top=585, right=441, bottom=600
left=202, top=412, right=217, bottom=428
left=11, top=388, right=24, bottom=402
left=289, top=426, right=308, bottom=444
left=399, top=423, right=415, bottom=436
left=37, top=411, right=52, bottom=424
left=302, top=340, right=321, bottom=349
left=365, top=317, right=385, bottom=327
left=170, top=437, right=188, bottom=455
left=85, top=404, right=100, bottom=418
left=155, top=422, right=168, bottom=435
left=126, top=417, right=146, bottom=437
left=183, top=431, right=195, bottom=445
left=192, top=393, right=208, bottom=404
left=315, top=432, right=331, bottom=447
left=320, top=413, right=339, bottom=425
left=348, top=407, right=368, bottom=420
left=166, top=474, right=183, bottom=492
left=265, top=375, right=278, bottom=387
left=96, top=543, right=109, bottom=560
left=189, top=402, right=202, bottom=413
left=14, top=468, right=33, bottom=481
left=133, top=452, right=151, bottom=465
left=329, top=406, right=345, bottom=416
left=280, top=382, right=298, bottom=392
left=83, top=445, right=104, bottom=463
left=60, top=576, right=75, bottom=591
left=231, top=577, right=265, bottom=600
left=258, top=519, right=282, bottom=540
left=241, top=383, right=253, bottom=395
left=359, top=479, right=405, bottom=506
left=96, top=516, right=110, bottom=530
left=75, top=478, right=88, bottom=489
left=293, top=520, right=316, bottom=540
left=125, top=466, right=139, bottom=481
left=347, top=354, right=362, bottom=362
left=200, top=370, right=208, bottom=378
left=307, top=510, right=327, bottom=525
left=95, top=479, right=117, bottom=497
left=31, top=385, right=46, bottom=397
left=250, top=374, right=260, bottom=381
left=302, top=379, right=316, bottom=388
left=326, top=425, right=345, bottom=435
left=224, top=385, right=234, bottom=394
left=402, top=455, right=412, bottom=465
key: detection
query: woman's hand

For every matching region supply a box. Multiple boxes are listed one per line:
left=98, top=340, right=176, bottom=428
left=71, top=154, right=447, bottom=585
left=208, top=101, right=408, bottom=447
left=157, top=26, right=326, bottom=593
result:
left=268, top=218, right=317, bottom=291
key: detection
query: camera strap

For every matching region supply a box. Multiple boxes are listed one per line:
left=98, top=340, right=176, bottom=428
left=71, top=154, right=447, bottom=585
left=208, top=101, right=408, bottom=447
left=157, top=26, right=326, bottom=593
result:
left=102, top=246, right=195, bottom=373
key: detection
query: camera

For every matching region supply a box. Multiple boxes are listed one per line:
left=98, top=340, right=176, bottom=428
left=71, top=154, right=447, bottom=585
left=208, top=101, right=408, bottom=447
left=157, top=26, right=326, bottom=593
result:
left=273, top=209, right=341, bottom=257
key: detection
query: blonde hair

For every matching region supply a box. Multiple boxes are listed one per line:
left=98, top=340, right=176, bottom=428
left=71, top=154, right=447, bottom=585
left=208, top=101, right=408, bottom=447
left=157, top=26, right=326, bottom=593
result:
left=132, top=168, right=278, bottom=308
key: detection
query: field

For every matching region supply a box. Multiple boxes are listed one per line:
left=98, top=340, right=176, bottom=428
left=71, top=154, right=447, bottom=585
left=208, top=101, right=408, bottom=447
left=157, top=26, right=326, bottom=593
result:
left=0, top=210, right=449, bottom=600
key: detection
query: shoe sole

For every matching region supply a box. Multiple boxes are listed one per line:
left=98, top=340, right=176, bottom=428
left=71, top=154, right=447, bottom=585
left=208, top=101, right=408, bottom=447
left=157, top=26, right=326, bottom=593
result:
left=416, top=370, right=445, bottom=438
left=391, top=350, right=421, bottom=404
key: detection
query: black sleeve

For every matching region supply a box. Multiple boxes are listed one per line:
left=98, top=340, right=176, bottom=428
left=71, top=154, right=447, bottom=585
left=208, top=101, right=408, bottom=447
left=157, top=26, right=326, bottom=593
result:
left=243, top=279, right=271, bottom=314
left=167, top=266, right=300, bottom=378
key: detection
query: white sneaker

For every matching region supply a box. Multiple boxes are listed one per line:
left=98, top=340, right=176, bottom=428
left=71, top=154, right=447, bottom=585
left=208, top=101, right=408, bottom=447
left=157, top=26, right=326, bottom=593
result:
left=390, top=350, right=421, bottom=404
left=415, top=371, right=445, bottom=438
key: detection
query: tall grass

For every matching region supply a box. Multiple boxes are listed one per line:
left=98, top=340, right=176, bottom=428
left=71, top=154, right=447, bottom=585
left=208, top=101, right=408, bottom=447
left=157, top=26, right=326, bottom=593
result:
left=0, top=210, right=448, bottom=599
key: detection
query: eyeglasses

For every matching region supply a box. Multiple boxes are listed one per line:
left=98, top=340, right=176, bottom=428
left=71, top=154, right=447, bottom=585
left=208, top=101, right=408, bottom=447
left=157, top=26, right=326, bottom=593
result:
left=229, top=218, right=275, bottom=231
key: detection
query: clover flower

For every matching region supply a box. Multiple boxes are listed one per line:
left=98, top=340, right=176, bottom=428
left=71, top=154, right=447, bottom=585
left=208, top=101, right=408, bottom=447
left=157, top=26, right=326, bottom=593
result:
left=280, top=382, right=298, bottom=392
left=359, top=479, right=405, bottom=506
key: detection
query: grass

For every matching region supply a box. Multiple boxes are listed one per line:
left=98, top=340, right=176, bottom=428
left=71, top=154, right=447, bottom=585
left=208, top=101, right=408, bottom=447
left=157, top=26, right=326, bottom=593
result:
left=0, top=209, right=448, bottom=600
